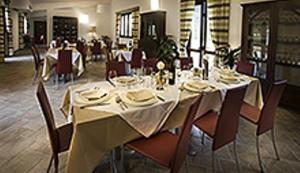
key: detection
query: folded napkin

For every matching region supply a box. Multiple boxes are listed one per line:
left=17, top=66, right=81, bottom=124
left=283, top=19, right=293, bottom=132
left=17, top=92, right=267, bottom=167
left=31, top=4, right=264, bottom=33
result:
left=186, top=81, right=208, bottom=90
left=116, top=76, right=136, bottom=84
left=220, top=74, right=239, bottom=81
left=80, top=89, right=107, bottom=101
left=126, top=89, right=155, bottom=102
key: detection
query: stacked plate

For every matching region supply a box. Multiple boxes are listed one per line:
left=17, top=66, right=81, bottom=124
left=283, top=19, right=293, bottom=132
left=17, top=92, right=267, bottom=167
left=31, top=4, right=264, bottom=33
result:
left=119, top=89, right=158, bottom=107
left=75, top=88, right=110, bottom=105
left=218, top=69, right=240, bottom=84
left=113, top=76, right=140, bottom=86
left=183, top=80, right=212, bottom=93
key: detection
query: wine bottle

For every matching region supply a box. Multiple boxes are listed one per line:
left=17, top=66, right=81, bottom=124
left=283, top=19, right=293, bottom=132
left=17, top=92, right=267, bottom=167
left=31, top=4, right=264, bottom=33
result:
left=169, top=65, right=176, bottom=85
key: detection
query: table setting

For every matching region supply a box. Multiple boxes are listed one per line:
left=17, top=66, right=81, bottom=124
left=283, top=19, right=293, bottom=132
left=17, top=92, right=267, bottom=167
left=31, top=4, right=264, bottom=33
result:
left=60, top=61, right=264, bottom=173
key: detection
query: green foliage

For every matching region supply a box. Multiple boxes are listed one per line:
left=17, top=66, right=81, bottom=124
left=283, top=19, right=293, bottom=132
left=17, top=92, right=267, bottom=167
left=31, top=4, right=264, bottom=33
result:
left=216, top=45, right=240, bottom=68
left=156, top=36, right=179, bottom=68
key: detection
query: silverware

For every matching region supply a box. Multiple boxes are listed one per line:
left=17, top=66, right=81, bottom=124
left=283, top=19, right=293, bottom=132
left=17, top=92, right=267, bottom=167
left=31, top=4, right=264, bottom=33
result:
left=108, top=80, right=116, bottom=87
left=115, top=96, right=125, bottom=110
left=156, top=95, right=165, bottom=102
left=80, top=102, right=109, bottom=109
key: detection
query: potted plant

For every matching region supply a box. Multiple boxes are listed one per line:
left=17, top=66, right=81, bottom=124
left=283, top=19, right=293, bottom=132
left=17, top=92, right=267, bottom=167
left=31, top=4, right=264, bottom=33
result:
left=215, top=45, right=241, bottom=69
left=156, top=36, right=180, bottom=84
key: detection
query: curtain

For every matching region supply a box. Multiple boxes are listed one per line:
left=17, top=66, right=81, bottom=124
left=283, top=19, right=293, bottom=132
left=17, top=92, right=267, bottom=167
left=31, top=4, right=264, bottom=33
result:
left=0, top=5, right=4, bottom=63
left=115, top=13, right=121, bottom=42
left=18, top=12, right=25, bottom=49
left=179, top=0, right=195, bottom=56
left=131, top=9, right=140, bottom=49
left=207, top=0, right=230, bottom=50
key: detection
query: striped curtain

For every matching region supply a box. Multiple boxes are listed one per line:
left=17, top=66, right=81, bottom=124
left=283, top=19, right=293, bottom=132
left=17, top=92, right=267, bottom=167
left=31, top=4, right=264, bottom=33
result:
left=0, top=5, right=4, bottom=63
left=18, top=12, right=25, bottom=49
left=207, top=0, right=230, bottom=50
left=115, top=13, right=121, bottom=42
left=131, top=9, right=140, bottom=48
left=179, top=0, right=195, bottom=56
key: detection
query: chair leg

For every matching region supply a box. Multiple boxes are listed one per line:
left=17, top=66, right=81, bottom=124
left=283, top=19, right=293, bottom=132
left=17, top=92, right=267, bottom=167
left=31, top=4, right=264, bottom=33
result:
left=185, top=157, right=189, bottom=173
left=33, top=70, right=39, bottom=84
left=54, top=155, right=59, bottom=173
left=46, top=155, right=54, bottom=173
left=56, top=74, right=59, bottom=89
left=212, top=151, right=215, bottom=173
left=271, top=129, right=280, bottom=160
left=71, top=73, right=74, bottom=83
left=201, top=132, right=205, bottom=145
left=233, top=140, right=241, bottom=173
left=256, top=135, right=264, bottom=172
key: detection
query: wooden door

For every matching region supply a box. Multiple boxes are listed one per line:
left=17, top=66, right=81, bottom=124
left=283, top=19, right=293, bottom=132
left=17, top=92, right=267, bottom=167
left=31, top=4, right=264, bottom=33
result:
left=34, top=21, right=47, bottom=45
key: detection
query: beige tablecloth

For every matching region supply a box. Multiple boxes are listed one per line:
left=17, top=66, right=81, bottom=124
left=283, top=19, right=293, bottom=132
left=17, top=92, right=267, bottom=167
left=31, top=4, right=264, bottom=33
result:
left=42, top=48, right=85, bottom=81
left=61, top=76, right=263, bottom=173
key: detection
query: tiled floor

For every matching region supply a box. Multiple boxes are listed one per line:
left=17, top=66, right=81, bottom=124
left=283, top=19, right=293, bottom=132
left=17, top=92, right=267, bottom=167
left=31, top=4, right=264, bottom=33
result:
left=0, top=56, right=299, bottom=173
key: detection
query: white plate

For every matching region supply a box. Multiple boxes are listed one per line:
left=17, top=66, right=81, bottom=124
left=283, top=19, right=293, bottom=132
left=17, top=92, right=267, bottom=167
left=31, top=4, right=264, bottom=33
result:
left=112, top=76, right=139, bottom=86
left=75, top=89, right=111, bottom=105
left=183, top=81, right=210, bottom=93
left=218, top=77, right=240, bottom=84
left=119, top=90, right=158, bottom=107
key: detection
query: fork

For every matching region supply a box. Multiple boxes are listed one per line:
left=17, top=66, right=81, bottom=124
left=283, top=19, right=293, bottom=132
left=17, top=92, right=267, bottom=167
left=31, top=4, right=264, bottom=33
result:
left=115, top=96, right=126, bottom=110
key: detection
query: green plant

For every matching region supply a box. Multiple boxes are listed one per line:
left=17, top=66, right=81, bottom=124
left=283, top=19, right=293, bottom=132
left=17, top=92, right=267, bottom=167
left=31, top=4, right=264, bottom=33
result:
left=156, top=36, right=179, bottom=68
left=216, top=45, right=241, bottom=69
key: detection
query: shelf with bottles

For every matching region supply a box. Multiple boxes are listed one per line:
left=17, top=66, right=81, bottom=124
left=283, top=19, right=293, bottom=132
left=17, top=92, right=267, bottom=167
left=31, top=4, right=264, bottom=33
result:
left=247, top=55, right=268, bottom=63
left=276, top=55, right=300, bottom=67
left=277, top=36, right=300, bottom=44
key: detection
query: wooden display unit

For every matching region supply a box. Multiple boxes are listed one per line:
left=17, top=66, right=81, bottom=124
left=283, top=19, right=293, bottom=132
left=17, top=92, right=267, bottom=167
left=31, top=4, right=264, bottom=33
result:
left=52, top=16, right=78, bottom=42
left=241, top=0, right=300, bottom=110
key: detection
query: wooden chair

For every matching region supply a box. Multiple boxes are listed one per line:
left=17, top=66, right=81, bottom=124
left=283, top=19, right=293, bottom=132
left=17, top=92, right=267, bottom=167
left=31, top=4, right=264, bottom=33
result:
left=76, top=40, right=88, bottom=69
left=194, top=86, right=247, bottom=172
left=130, top=49, right=143, bottom=69
left=31, top=46, right=44, bottom=83
left=55, top=49, right=73, bottom=87
left=106, top=60, right=126, bottom=80
left=55, top=38, right=62, bottom=48
left=36, top=82, right=73, bottom=173
left=126, top=96, right=202, bottom=173
left=236, top=61, right=254, bottom=76
left=240, top=80, right=287, bottom=172
left=92, top=42, right=102, bottom=61
left=179, top=57, right=193, bottom=70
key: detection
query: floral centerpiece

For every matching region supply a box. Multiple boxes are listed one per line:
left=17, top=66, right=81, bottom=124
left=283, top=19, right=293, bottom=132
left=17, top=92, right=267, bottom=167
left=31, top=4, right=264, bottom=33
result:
left=156, top=61, right=167, bottom=90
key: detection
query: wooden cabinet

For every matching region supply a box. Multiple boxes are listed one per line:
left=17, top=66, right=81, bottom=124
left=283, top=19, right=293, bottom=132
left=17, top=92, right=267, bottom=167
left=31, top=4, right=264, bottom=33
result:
left=140, top=11, right=166, bottom=58
left=53, top=16, right=78, bottom=42
left=241, top=0, right=300, bottom=109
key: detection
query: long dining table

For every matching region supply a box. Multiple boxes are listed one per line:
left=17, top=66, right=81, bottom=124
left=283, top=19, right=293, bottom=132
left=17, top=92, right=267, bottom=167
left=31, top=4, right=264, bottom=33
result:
left=60, top=69, right=264, bottom=173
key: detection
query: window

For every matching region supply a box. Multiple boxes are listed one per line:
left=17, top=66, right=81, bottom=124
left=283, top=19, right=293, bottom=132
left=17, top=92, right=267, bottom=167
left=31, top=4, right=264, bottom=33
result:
left=120, top=13, right=132, bottom=38
left=190, top=0, right=208, bottom=67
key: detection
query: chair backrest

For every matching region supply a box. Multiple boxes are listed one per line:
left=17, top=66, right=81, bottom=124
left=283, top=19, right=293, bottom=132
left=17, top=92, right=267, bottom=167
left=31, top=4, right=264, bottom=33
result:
left=171, top=96, right=202, bottom=173
left=143, top=58, right=158, bottom=71
left=131, top=49, right=143, bottom=69
left=236, top=61, right=254, bottom=76
left=56, top=38, right=62, bottom=48
left=36, top=82, right=59, bottom=154
left=92, top=42, right=101, bottom=54
left=213, top=86, right=247, bottom=151
left=106, top=60, right=126, bottom=80
left=56, top=49, right=72, bottom=75
left=180, top=58, right=193, bottom=70
left=257, top=80, right=287, bottom=135
left=31, top=46, right=40, bottom=70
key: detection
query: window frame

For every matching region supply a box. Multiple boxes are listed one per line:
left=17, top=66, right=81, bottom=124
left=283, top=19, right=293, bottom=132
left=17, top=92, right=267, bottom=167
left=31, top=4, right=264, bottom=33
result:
left=120, top=12, right=133, bottom=38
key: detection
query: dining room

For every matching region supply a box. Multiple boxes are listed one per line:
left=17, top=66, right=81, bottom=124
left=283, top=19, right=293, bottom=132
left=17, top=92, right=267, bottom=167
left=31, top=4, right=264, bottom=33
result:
left=0, top=0, right=300, bottom=173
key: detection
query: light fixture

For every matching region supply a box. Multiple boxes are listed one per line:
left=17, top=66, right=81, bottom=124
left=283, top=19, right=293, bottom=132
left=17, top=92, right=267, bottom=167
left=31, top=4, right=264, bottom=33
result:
left=151, top=0, right=160, bottom=10
left=79, top=14, right=89, bottom=24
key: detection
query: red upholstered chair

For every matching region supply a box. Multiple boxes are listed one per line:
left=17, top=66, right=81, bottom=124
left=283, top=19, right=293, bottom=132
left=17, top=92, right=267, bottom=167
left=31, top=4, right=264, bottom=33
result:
left=36, top=82, right=73, bottom=173
left=92, top=42, right=102, bottom=61
left=130, top=49, right=143, bottom=69
left=31, top=46, right=44, bottom=82
left=126, top=96, right=202, bottom=173
left=106, top=60, right=126, bottom=80
left=194, top=86, right=247, bottom=172
left=55, top=38, right=62, bottom=48
left=179, top=57, right=193, bottom=70
left=76, top=41, right=88, bottom=69
left=240, top=80, right=287, bottom=172
left=55, top=49, right=73, bottom=87
left=143, top=58, right=158, bottom=71
left=236, top=61, right=254, bottom=76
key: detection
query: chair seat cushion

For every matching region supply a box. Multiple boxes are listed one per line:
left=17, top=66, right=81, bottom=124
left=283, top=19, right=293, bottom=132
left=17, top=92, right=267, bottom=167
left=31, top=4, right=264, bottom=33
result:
left=57, top=123, right=73, bottom=153
left=126, top=131, right=178, bottom=167
left=240, top=102, right=260, bottom=124
left=194, top=111, right=219, bottom=137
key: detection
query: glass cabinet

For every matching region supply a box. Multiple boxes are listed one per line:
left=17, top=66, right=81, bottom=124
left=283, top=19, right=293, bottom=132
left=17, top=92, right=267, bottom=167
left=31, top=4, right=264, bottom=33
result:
left=241, top=0, right=300, bottom=109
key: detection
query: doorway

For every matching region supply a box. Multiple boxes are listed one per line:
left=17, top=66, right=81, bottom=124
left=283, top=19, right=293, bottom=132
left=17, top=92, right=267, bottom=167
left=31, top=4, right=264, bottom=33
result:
left=34, top=21, right=47, bottom=45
